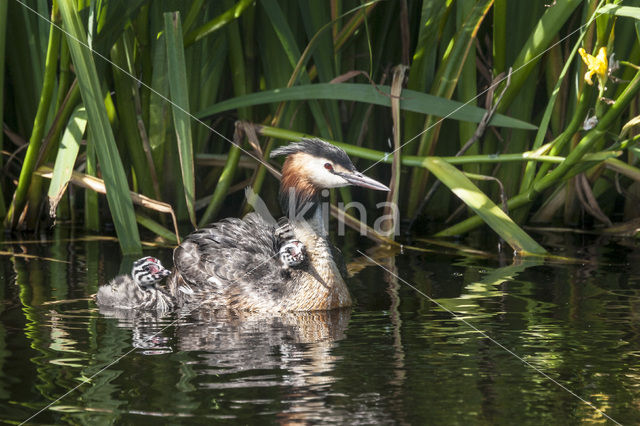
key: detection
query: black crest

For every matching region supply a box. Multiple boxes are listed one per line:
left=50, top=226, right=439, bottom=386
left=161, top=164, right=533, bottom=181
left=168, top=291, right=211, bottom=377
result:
left=270, top=138, right=355, bottom=171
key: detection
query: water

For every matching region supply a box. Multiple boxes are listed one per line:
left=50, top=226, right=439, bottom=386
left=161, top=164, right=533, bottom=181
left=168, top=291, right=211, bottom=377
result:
left=1, top=232, right=640, bottom=424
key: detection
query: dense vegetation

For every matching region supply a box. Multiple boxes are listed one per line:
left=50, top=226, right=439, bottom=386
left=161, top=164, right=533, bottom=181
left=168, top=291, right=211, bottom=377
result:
left=2, top=0, right=640, bottom=254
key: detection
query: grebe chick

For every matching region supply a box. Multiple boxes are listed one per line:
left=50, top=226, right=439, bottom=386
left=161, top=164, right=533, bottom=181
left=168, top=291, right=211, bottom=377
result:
left=279, top=240, right=305, bottom=269
left=168, top=138, right=389, bottom=312
left=96, top=256, right=173, bottom=311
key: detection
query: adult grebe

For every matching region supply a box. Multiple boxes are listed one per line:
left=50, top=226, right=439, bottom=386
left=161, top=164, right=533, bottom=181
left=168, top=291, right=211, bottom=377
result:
left=96, top=256, right=173, bottom=311
left=168, top=138, right=389, bottom=312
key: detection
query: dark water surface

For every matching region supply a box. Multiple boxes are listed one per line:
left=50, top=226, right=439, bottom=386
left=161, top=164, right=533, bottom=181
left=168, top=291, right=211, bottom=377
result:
left=1, top=232, right=640, bottom=424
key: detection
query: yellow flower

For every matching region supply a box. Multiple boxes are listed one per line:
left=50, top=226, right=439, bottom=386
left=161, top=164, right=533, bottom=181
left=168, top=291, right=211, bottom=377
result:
left=578, top=46, right=608, bottom=88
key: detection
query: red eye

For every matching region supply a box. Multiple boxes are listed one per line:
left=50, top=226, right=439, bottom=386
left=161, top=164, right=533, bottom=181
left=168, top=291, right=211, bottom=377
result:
left=324, top=163, right=333, bottom=170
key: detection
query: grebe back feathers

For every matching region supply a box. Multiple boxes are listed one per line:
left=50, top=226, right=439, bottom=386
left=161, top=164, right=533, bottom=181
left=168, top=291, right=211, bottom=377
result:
left=168, top=138, right=389, bottom=312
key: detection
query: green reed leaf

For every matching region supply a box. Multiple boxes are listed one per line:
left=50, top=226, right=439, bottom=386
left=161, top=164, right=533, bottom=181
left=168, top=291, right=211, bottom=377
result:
left=58, top=0, right=141, bottom=254
left=424, top=157, right=547, bottom=255
left=4, top=2, right=60, bottom=228
left=197, top=83, right=536, bottom=130
left=598, top=4, right=640, bottom=20
left=164, top=11, right=196, bottom=227
left=47, top=105, right=87, bottom=213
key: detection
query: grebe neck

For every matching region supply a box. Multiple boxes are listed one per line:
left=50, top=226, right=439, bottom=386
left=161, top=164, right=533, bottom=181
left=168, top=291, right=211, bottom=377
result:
left=284, top=192, right=331, bottom=239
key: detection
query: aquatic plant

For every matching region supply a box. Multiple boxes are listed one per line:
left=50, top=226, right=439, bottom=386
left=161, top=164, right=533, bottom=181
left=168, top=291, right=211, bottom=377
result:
left=2, top=0, right=640, bottom=254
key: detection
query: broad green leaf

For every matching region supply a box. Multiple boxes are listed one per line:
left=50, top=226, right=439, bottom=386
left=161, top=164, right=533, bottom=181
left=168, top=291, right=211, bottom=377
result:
left=59, top=0, right=141, bottom=254
left=196, top=83, right=537, bottom=130
left=424, top=157, right=547, bottom=255
left=598, top=4, right=640, bottom=20
left=47, top=106, right=87, bottom=213
left=164, top=11, right=196, bottom=227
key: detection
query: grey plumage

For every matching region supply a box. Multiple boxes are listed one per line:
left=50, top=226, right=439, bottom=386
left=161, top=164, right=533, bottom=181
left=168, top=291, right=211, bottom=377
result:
left=97, top=275, right=174, bottom=311
left=168, top=213, right=310, bottom=311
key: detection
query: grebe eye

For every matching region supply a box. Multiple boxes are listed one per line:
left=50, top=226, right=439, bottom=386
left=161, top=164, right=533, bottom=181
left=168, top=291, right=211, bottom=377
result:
left=324, top=163, right=333, bottom=170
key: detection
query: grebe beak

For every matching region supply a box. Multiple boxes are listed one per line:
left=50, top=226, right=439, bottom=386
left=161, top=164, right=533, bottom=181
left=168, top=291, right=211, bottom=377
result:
left=339, top=171, right=390, bottom=191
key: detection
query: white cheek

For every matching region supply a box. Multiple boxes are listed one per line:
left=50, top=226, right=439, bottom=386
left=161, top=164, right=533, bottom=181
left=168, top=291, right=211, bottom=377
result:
left=306, top=159, right=349, bottom=188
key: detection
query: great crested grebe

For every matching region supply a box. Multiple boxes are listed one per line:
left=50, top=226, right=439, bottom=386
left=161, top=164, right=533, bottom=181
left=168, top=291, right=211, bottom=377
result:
left=96, top=256, right=173, bottom=311
left=168, top=138, right=389, bottom=312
